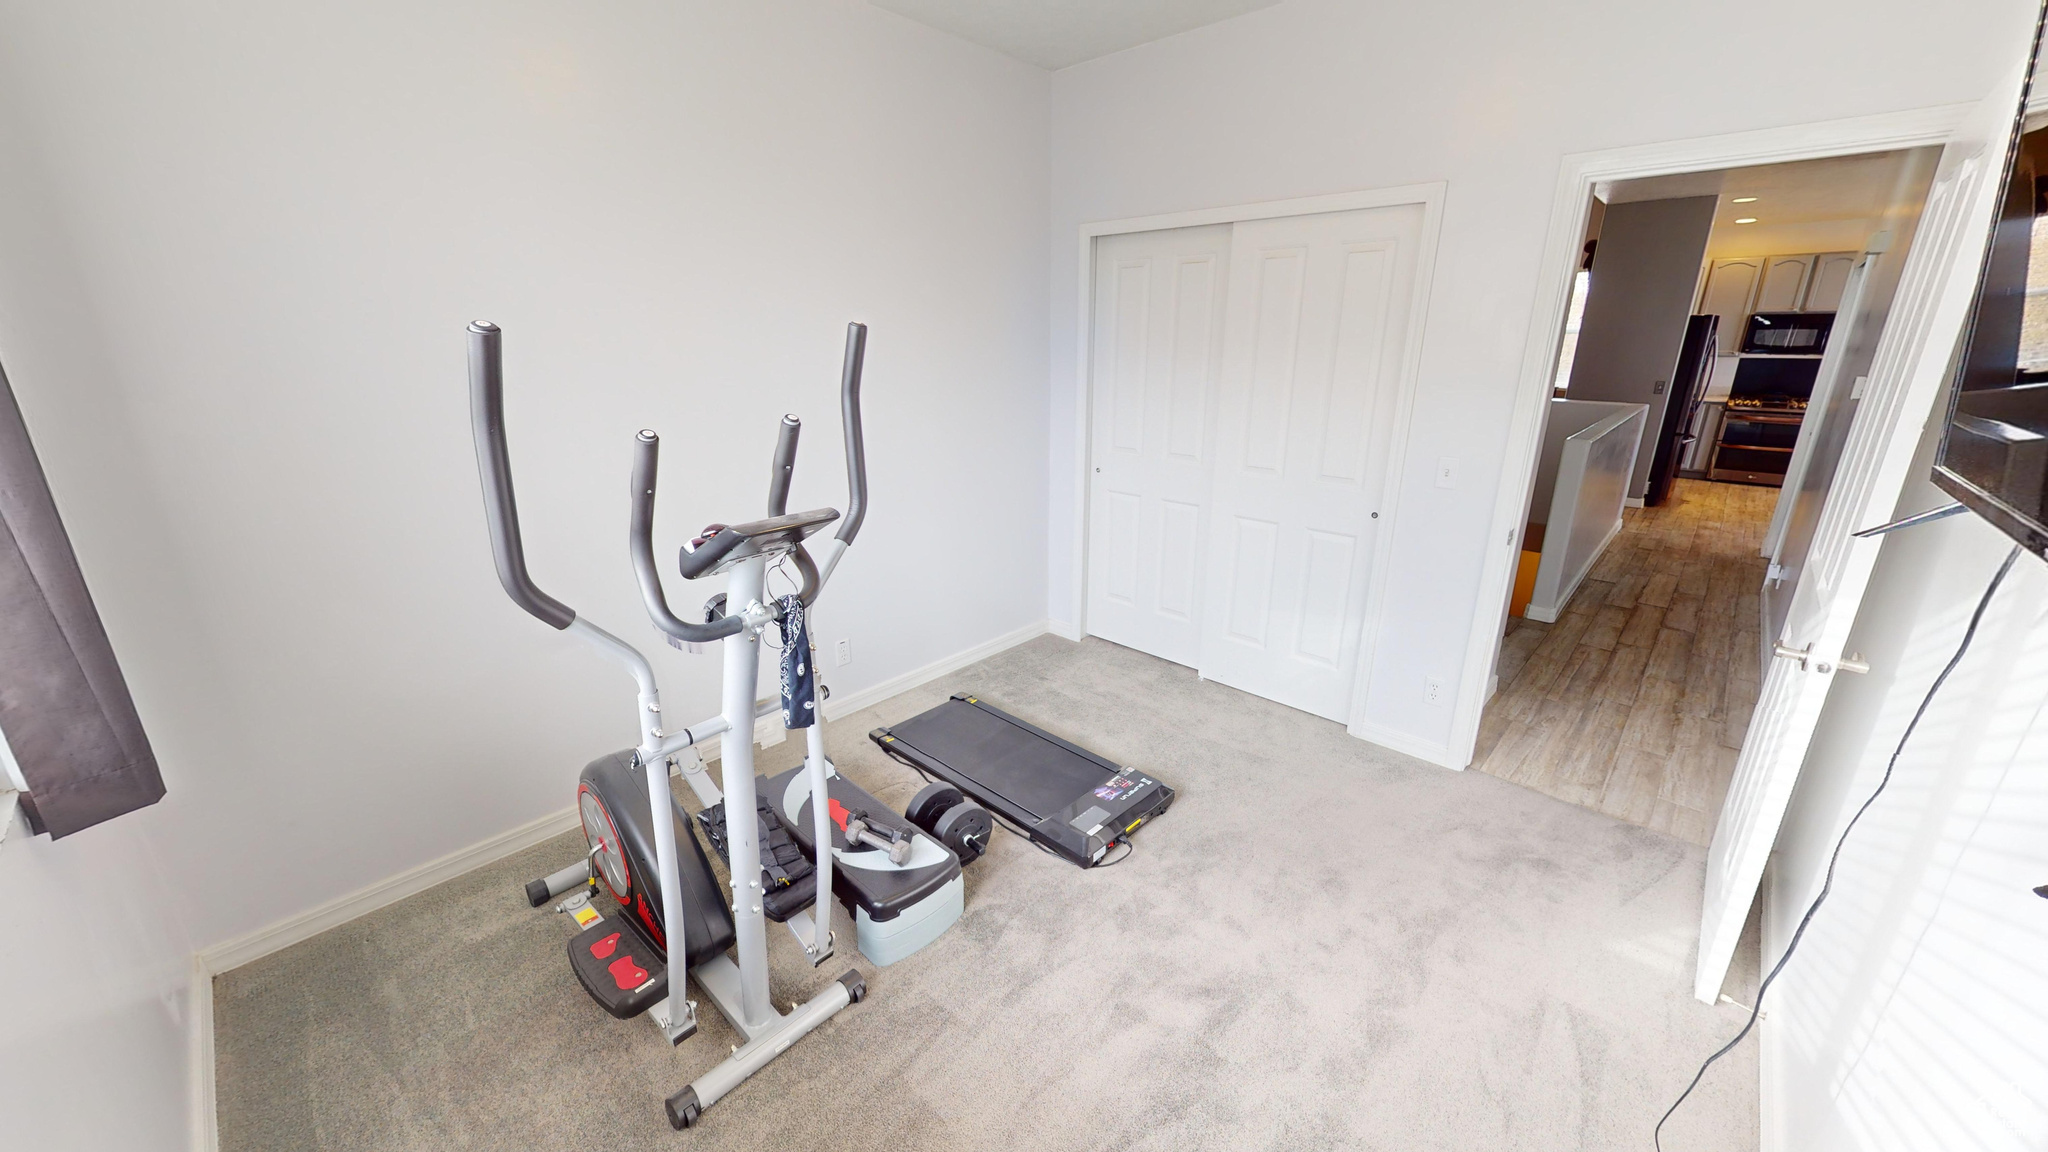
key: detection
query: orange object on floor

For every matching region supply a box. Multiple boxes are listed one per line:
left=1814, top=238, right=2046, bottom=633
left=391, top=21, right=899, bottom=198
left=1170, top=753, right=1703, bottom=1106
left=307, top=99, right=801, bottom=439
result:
left=1510, top=548, right=1541, bottom=618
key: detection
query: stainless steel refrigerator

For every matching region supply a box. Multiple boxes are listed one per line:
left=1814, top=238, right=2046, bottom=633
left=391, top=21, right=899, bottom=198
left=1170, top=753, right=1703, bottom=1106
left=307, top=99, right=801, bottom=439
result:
left=1645, top=314, right=1718, bottom=507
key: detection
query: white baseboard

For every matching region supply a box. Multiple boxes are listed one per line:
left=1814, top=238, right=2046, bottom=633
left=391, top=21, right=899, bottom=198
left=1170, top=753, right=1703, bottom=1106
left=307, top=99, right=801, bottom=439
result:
left=1347, top=717, right=1458, bottom=769
left=189, top=953, right=217, bottom=1152
left=1625, top=496, right=1646, bottom=508
left=186, top=804, right=577, bottom=1151
left=198, top=804, right=580, bottom=975
left=1524, top=514, right=1626, bottom=623
left=1046, top=618, right=1082, bottom=642
left=198, top=619, right=1051, bottom=974
left=1758, top=856, right=1782, bottom=1152
left=822, top=618, right=1053, bottom=720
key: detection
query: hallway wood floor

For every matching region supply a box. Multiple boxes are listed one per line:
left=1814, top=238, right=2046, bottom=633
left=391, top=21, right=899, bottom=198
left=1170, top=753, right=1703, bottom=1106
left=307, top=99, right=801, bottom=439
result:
left=1474, top=479, right=1779, bottom=846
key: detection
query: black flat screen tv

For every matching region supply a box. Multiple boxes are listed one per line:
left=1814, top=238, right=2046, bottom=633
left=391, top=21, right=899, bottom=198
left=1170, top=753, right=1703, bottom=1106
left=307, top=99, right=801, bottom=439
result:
left=1933, top=12, right=2048, bottom=554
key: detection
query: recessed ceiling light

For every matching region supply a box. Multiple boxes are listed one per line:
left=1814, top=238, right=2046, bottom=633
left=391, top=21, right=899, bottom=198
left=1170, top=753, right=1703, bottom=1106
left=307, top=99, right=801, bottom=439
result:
left=1732, top=196, right=1758, bottom=203
left=1735, top=217, right=1758, bottom=224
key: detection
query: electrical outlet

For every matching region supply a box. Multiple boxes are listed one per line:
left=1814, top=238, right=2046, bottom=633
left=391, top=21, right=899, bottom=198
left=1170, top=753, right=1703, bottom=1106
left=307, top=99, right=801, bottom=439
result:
left=1424, top=675, right=1445, bottom=706
left=835, top=638, right=853, bottom=667
left=754, top=711, right=785, bottom=748
left=1435, top=457, right=1458, bottom=489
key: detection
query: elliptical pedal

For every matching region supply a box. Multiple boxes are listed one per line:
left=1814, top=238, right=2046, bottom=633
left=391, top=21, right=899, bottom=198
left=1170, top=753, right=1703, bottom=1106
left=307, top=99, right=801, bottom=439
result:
left=566, top=906, right=687, bottom=1029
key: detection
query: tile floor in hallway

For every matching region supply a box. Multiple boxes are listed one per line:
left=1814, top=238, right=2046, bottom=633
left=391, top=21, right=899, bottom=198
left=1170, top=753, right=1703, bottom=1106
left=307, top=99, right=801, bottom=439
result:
left=1474, top=479, right=1780, bottom=846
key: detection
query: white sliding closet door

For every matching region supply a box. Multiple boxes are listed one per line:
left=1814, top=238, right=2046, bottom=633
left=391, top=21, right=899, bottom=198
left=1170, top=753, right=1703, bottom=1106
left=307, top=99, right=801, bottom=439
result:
left=1085, top=225, right=1232, bottom=667
left=1198, top=205, right=1423, bottom=721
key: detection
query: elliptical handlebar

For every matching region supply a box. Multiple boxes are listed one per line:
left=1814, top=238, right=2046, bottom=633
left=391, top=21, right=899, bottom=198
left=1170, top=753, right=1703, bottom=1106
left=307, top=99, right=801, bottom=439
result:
left=631, top=431, right=747, bottom=644
left=767, top=415, right=799, bottom=517
left=835, top=322, right=868, bottom=547
left=468, top=321, right=577, bottom=631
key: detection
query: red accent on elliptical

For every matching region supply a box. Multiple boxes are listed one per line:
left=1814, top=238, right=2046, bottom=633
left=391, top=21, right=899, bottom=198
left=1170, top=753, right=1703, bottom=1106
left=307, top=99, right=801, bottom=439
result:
left=607, top=953, right=649, bottom=990
left=829, top=797, right=851, bottom=831
left=636, top=891, right=666, bottom=951
left=589, top=932, right=619, bottom=960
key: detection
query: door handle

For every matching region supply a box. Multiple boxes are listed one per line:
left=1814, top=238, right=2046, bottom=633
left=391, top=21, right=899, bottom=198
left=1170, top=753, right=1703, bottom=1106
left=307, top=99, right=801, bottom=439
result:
left=1772, top=642, right=1869, bottom=674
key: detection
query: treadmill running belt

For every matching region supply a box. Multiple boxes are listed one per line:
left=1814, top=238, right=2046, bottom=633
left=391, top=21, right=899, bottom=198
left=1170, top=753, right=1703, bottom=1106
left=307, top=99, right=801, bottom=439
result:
left=895, top=704, right=1108, bottom=820
left=871, top=694, right=1173, bottom=868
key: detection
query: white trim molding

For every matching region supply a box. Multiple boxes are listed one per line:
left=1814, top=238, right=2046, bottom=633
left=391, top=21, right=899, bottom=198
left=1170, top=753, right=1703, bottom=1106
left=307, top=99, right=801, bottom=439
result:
left=1346, top=718, right=1454, bottom=768
left=188, top=953, right=218, bottom=1152
left=1521, top=515, right=1627, bottom=624
left=1758, top=859, right=1782, bottom=1152
left=1069, top=183, right=1449, bottom=756
left=187, top=803, right=578, bottom=1151
left=1446, top=103, right=1971, bottom=771
left=818, top=618, right=1053, bottom=721
left=198, top=805, right=581, bottom=975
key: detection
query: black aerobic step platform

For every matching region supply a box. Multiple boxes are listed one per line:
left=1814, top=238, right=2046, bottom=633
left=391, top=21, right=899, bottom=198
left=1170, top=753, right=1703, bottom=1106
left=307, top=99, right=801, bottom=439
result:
left=869, top=694, right=1173, bottom=868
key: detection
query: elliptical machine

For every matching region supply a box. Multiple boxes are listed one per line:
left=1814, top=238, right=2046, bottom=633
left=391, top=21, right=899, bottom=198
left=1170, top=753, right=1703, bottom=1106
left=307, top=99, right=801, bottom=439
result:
left=468, top=320, right=961, bottom=1129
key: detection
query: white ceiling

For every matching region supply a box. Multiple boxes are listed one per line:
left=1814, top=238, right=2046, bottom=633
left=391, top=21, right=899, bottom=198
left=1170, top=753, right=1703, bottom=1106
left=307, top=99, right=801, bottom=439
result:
left=1602, top=148, right=1942, bottom=260
left=870, top=0, right=1281, bottom=69
left=1604, top=151, right=1928, bottom=227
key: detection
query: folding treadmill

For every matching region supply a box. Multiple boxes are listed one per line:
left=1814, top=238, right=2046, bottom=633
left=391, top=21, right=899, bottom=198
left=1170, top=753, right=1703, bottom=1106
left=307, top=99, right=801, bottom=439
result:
left=869, top=694, right=1174, bottom=868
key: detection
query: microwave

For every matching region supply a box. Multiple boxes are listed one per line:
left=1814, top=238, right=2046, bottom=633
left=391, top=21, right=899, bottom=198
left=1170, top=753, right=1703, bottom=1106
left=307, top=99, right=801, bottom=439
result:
left=1741, top=311, right=1835, bottom=355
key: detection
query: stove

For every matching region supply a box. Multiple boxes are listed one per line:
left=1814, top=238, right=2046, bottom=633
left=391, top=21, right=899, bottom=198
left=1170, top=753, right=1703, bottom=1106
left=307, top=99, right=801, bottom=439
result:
left=1726, top=394, right=1808, bottom=413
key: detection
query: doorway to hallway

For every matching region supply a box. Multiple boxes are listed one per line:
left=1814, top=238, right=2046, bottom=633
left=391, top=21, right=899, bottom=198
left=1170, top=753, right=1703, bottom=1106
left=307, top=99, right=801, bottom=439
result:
left=1475, top=479, right=1773, bottom=846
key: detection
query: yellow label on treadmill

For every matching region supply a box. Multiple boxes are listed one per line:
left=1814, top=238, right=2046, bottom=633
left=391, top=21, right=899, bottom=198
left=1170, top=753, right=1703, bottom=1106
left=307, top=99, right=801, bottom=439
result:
left=571, top=904, right=602, bottom=928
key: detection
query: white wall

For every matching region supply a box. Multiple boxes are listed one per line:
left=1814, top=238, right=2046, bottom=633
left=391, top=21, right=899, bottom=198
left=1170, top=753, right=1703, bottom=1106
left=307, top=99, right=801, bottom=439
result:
left=1525, top=402, right=1643, bottom=624
left=1527, top=398, right=1641, bottom=527
left=1047, top=0, right=2038, bottom=759
left=1765, top=422, right=2048, bottom=1148
left=0, top=60, right=213, bottom=1151
left=0, top=2, right=1047, bottom=1146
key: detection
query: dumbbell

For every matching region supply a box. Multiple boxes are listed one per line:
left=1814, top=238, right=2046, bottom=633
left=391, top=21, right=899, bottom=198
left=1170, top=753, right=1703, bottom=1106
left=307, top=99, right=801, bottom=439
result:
left=841, top=811, right=912, bottom=865
left=906, top=782, right=992, bottom=866
left=906, top=783, right=964, bottom=832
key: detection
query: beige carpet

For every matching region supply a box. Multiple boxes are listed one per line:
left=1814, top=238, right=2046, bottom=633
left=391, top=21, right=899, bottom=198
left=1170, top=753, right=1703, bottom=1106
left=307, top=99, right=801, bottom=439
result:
left=213, top=635, right=1759, bottom=1150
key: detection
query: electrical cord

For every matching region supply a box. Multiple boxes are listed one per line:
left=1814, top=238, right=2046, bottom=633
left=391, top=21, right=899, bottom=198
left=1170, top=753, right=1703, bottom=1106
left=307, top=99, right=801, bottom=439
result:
left=1654, top=543, right=2022, bottom=1151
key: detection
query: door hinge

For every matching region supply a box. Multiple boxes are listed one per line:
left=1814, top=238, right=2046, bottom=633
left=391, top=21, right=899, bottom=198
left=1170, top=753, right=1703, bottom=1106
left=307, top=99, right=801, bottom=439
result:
left=1772, top=642, right=1870, bottom=674
left=1766, top=562, right=1788, bottom=587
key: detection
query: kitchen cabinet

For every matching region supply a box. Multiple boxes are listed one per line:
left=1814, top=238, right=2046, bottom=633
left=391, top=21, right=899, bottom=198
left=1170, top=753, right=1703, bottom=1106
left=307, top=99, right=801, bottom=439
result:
left=1802, top=251, right=1859, bottom=311
left=1698, top=257, right=1764, bottom=357
left=1754, top=254, right=1815, bottom=312
left=1695, top=249, right=1860, bottom=354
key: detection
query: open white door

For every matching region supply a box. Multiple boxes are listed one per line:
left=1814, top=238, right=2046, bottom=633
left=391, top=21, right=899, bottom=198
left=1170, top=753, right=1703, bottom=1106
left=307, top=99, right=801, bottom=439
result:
left=1694, top=52, right=2037, bottom=1003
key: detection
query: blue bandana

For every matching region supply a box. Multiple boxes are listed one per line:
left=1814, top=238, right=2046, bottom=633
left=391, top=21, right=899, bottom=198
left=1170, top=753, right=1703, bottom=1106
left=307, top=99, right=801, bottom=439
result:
left=776, top=595, right=817, bottom=729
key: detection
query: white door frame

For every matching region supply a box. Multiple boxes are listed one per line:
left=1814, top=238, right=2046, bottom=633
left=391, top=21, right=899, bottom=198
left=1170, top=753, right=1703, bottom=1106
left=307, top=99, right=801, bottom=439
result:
left=1448, top=105, right=1971, bottom=768
left=1070, top=182, right=1447, bottom=738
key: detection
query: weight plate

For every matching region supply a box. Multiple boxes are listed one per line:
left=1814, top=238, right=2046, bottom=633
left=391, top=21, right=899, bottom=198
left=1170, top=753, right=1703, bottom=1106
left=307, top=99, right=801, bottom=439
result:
left=905, top=782, right=964, bottom=833
left=933, top=802, right=992, bottom=865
